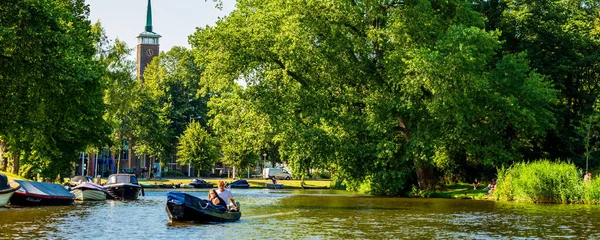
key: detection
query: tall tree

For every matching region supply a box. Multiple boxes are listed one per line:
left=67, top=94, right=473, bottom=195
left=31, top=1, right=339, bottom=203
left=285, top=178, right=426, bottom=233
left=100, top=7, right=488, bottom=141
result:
left=208, top=87, right=275, bottom=177
left=0, top=0, right=108, bottom=179
left=177, top=121, right=219, bottom=177
left=191, top=0, right=557, bottom=194
left=136, top=46, right=207, bottom=167
left=476, top=0, right=600, bottom=167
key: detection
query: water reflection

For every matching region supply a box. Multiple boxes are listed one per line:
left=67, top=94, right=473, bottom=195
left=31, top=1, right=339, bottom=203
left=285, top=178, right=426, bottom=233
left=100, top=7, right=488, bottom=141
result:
left=0, top=189, right=599, bottom=239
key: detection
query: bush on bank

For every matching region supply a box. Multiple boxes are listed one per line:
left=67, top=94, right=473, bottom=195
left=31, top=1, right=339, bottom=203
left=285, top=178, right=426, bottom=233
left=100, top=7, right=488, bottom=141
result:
left=494, top=160, right=600, bottom=204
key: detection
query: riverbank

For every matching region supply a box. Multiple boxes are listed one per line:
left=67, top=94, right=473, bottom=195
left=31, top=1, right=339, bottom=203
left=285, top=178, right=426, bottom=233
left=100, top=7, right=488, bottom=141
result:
left=0, top=170, right=26, bottom=181
left=137, top=178, right=331, bottom=189
left=411, top=183, right=491, bottom=200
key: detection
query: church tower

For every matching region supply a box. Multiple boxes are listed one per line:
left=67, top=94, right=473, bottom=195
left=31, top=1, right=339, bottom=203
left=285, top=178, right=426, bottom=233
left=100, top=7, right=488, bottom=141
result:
left=136, top=0, right=161, bottom=80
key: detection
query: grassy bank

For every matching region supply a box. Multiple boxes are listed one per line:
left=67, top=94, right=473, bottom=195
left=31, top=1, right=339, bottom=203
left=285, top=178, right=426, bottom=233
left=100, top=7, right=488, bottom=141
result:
left=0, top=170, right=26, bottom=181
left=410, top=183, right=490, bottom=200
left=494, top=160, right=600, bottom=204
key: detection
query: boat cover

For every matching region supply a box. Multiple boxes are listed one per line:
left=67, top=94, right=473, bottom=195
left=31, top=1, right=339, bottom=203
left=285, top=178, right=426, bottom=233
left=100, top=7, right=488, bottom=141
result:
left=72, top=182, right=107, bottom=192
left=14, top=180, right=75, bottom=198
left=167, top=191, right=226, bottom=212
left=0, top=174, right=8, bottom=190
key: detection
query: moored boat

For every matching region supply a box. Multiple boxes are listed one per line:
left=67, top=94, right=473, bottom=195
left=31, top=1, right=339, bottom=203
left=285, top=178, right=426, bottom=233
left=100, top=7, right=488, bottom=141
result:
left=166, top=191, right=241, bottom=223
left=266, top=183, right=284, bottom=189
left=104, top=174, right=143, bottom=200
left=0, top=174, right=20, bottom=207
left=71, top=182, right=107, bottom=201
left=226, top=179, right=250, bottom=189
left=189, top=179, right=213, bottom=188
left=9, top=180, right=74, bottom=206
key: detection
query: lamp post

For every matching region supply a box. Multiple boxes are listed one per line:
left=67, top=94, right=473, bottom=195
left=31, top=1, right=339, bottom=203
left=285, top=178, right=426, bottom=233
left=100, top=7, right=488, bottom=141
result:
left=263, top=153, right=267, bottom=169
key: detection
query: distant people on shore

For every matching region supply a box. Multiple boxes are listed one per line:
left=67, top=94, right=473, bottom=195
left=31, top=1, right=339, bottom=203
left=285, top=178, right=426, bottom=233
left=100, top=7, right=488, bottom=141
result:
left=271, top=176, right=278, bottom=185
left=484, top=178, right=497, bottom=195
left=584, top=172, right=592, bottom=183
left=473, top=178, right=480, bottom=190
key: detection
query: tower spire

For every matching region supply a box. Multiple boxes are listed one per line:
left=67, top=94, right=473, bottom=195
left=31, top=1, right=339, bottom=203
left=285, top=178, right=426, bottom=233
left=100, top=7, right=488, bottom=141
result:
left=145, top=0, right=153, bottom=32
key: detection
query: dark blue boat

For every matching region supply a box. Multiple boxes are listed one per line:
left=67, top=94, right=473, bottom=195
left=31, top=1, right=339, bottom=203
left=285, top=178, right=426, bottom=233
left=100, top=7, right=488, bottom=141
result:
left=9, top=180, right=74, bottom=206
left=226, top=179, right=250, bottom=189
left=166, top=191, right=241, bottom=223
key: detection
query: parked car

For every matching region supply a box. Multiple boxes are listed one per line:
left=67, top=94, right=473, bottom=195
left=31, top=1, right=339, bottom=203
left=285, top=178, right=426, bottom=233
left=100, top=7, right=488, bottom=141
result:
left=189, top=179, right=213, bottom=188
left=263, top=168, right=292, bottom=180
left=226, top=180, right=250, bottom=189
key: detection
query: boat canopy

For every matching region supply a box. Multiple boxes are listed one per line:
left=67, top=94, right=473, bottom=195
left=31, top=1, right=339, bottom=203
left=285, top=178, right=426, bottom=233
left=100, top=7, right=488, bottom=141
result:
left=0, top=174, right=8, bottom=190
left=107, top=174, right=138, bottom=185
left=14, top=180, right=74, bottom=198
left=70, top=176, right=91, bottom=185
left=72, top=182, right=107, bottom=192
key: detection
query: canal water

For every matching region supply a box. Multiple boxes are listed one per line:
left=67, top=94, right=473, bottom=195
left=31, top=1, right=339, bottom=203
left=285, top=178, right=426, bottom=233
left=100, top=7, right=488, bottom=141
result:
left=0, top=189, right=598, bottom=239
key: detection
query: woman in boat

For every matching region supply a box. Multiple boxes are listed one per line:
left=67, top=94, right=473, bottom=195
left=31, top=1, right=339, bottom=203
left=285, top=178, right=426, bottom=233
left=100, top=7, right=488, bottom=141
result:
left=208, top=189, right=227, bottom=210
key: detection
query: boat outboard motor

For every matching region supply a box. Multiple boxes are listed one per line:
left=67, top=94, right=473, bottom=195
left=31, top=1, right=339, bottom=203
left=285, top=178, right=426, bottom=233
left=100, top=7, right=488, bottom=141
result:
left=0, top=174, right=8, bottom=190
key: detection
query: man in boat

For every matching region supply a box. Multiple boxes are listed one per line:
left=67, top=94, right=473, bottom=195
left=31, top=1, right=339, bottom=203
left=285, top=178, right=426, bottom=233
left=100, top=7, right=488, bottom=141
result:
left=216, top=180, right=238, bottom=211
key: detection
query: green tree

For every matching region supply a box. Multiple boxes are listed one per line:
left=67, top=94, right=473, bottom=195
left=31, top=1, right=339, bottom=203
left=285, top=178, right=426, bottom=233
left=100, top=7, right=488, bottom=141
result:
left=177, top=121, right=219, bottom=177
left=0, top=0, right=108, bottom=179
left=98, top=37, right=137, bottom=174
left=476, top=0, right=600, bottom=168
left=208, top=87, right=275, bottom=178
left=137, top=46, right=207, bottom=167
left=190, top=0, right=557, bottom=194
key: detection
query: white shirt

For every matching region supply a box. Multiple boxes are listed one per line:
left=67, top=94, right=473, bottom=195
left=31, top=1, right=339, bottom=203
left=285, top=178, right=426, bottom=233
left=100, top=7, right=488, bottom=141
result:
left=216, top=188, right=234, bottom=205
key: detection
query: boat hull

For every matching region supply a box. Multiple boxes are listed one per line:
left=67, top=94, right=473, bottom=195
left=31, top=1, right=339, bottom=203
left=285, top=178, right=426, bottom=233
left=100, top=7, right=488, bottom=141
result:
left=72, top=189, right=107, bottom=201
left=105, top=184, right=141, bottom=200
left=166, top=202, right=241, bottom=223
left=9, top=192, right=74, bottom=206
left=0, top=182, right=20, bottom=207
left=266, top=183, right=284, bottom=189
left=166, top=192, right=241, bottom=223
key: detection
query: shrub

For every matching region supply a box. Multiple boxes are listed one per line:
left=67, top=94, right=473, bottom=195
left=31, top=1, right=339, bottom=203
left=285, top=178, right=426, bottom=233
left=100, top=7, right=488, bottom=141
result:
left=162, top=170, right=184, bottom=177
left=583, top=177, right=600, bottom=204
left=494, top=160, right=583, bottom=203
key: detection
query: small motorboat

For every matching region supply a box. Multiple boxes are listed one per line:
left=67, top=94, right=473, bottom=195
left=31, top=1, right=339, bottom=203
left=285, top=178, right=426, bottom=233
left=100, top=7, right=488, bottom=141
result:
left=166, top=191, right=241, bottom=223
left=266, top=183, right=284, bottom=189
left=104, top=174, right=143, bottom=200
left=9, top=180, right=74, bottom=206
left=226, top=179, right=250, bottom=189
left=189, top=179, right=213, bottom=188
left=71, top=182, right=107, bottom=201
left=0, top=174, right=20, bottom=207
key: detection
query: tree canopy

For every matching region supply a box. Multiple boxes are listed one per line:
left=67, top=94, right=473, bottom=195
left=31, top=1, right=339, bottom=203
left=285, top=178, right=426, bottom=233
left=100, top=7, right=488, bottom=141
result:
left=190, top=0, right=558, bottom=194
left=0, top=0, right=108, bottom=179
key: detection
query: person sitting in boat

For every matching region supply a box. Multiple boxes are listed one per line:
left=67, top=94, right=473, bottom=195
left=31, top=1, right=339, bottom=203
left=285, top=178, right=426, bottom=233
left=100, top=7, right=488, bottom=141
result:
left=208, top=189, right=227, bottom=212
left=216, top=180, right=239, bottom=212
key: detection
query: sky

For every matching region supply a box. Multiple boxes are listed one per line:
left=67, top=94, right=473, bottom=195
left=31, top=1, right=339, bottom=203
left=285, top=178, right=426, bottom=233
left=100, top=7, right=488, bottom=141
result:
left=86, top=0, right=236, bottom=54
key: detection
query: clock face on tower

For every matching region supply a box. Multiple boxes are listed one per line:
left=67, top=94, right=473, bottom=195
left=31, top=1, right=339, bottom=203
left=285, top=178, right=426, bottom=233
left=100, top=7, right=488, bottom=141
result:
left=145, top=48, right=154, bottom=57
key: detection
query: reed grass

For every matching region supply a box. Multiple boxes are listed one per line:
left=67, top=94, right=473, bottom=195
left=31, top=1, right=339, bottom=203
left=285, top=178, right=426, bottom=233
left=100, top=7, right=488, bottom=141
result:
left=494, top=160, right=584, bottom=203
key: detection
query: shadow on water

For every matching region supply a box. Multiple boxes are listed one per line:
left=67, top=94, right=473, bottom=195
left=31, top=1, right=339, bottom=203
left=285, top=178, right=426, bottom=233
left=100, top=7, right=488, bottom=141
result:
left=1, top=189, right=600, bottom=239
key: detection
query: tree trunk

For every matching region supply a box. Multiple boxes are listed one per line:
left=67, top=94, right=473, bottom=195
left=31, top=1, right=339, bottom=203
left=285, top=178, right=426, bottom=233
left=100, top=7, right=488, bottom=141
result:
left=414, top=160, right=436, bottom=190
left=0, top=139, right=6, bottom=171
left=11, top=151, right=20, bottom=175
left=116, top=150, right=122, bottom=174
left=397, top=116, right=436, bottom=189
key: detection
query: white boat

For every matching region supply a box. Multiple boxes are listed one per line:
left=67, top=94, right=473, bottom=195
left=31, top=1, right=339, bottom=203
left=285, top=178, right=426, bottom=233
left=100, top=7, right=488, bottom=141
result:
left=71, top=182, right=107, bottom=201
left=0, top=174, right=21, bottom=207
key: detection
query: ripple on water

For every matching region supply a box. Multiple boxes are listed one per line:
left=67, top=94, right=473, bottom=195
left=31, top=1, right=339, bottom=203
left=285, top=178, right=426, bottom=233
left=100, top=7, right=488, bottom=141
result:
left=1, top=190, right=600, bottom=239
